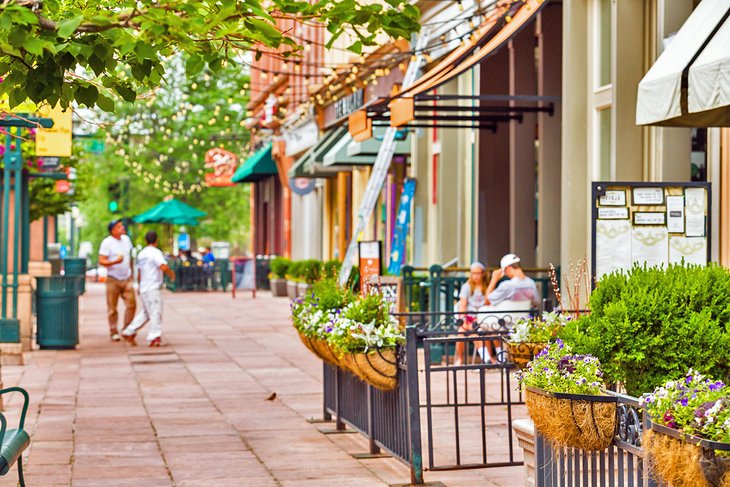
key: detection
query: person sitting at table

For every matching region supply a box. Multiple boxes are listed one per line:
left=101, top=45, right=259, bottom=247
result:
left=453, top=262, right=488, bottom=366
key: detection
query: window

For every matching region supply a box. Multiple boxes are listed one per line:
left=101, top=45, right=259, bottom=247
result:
left=599, top=108, right=613, bottom=180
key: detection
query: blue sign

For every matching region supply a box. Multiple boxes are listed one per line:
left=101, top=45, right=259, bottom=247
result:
left=387, top=178, right=416, bottom=275
left=178, top=233, right=190, bottom=251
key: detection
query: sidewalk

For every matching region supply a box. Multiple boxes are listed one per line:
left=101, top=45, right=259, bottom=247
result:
left=1, top=283, right=526, bottom=486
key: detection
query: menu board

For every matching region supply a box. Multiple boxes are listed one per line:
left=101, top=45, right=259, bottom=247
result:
left=592, top=182, right=710, bottom=281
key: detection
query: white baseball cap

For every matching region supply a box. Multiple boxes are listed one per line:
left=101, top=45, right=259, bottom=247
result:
left=500, top=253, right=521, bottom=270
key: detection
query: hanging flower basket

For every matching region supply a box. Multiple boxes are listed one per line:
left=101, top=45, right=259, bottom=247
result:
left=645, top=421, right=730, bottom=487
left=525, top=386, right=617, bottom=451
left=348, top=347, right=399, bottom=391
left=506, top=341, right=547, bottom=369
left=296, top=330, right=320, bottom=358
left=310, top=338, right=341, bottom=367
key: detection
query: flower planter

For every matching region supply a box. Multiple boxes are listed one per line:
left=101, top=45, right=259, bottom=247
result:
left=270, top=278, right=288, bottom=297
left=645, top=421, right=730, bottom=487
left=298, top=282, right=312, bottom=297
left=525, top=386, right=617, bottom=451
left=348, top=348, right=399, bottom=391
left=296, top=330, right=320, bottom=358
left=506, top=341, right=547, bottom=369
left=310, top=338, right=341, bottom=367
left=286, top=280, right=299, bottom=300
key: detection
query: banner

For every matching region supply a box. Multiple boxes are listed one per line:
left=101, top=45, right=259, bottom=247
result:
left=387, top=178, right=416, bottom=275
left=204, top=148, right=237, bottom=187
left=36, top=104, right=73, bottom=157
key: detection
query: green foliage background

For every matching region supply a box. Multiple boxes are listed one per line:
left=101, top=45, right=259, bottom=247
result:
left=559, top=264, right=730, bottom=396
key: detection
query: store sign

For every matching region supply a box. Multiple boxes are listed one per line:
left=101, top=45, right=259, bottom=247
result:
left=204, top=148, right=237, bottom=187
left=365, top=276, right=403, bottom=313
left=334, top=89, right=364, bottom=119
left=38, top=157, right=61, bottom=170
left=36, top=104, right=73, bottom=157
left=289, top=177, right=316, bottom=196
left=358, top=240, right=381, bottom=295
left=284, top=120, right=318, bottom=157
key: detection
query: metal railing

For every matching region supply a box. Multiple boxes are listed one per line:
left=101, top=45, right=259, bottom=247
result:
left=535, top=392, right=661, bottom=486
left=401, top=264, right=557, bottom=313
left=165, top=260, right=230, bottom=292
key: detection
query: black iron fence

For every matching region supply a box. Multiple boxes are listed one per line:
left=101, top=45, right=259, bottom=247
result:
left=319, top=308, right=535, bottom=484
left=165, top=260, right=230, bottom=292
left=535, top=392, right=659, bottom=486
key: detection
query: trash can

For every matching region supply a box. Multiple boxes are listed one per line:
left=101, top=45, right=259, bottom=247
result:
left=62, top=257, right=86, bottom=293
left=35, top=276, right=84, bottom=350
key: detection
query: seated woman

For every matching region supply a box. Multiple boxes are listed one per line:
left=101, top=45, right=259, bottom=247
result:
left=454, top=262, right=488, bottom=365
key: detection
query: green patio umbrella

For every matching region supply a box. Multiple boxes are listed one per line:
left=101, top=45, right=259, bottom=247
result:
left=133, top=198, right=207, bottom=226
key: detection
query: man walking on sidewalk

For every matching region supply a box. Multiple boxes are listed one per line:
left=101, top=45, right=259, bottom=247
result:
left=122, top=231, right=175, bottom=347
left=98, top=220, right=135, bottom=341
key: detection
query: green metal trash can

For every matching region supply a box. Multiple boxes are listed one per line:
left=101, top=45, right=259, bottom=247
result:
left=35, top=276, right=84, bottom=350
left=62, top=258, right=86, bottom=293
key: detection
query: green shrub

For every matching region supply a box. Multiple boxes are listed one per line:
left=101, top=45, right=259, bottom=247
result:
left=269, top=257, right=291, bottom=279
left=322, top=259, right=341, bottom=278
left=301, top=260, right=322, bottom=284
left=560, top=264, right=730, bottom=396
left=286, top=261, right=304, bottom=281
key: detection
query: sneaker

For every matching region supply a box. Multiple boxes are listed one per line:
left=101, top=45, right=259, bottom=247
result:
left=111, top=333, right=121, bottom=341
left=122, top=333, right=137, bottom=346
left=148, top=337, right=162, bottom=347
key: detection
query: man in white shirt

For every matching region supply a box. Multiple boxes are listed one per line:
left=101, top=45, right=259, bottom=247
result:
left=486, top=253, right=540, bottom=307
left=98, top=220, right=136, bottom=341
left=122, top=231, right=175, bottom=347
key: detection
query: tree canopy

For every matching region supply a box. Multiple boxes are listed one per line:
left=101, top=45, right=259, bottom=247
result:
left=0, top=0, right=420, bottom=112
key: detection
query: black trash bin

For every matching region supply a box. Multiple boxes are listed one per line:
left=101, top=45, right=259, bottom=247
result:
left=62, top=258, right=86, bottom=293
left=35, top=276, right=84, bottom=349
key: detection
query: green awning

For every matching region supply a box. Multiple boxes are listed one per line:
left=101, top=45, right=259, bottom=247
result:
left=232, top=143, right=277, bottom=183
left=287, top=127, right=351, bottom=179
left=322, top=127, right=411, bottom=167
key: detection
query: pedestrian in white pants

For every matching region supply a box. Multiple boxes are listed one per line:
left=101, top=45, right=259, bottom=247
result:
left=122, top=230, right=175, bottom=347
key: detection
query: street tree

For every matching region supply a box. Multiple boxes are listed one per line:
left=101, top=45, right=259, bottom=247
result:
left=0, top=0, right=420, bottom=111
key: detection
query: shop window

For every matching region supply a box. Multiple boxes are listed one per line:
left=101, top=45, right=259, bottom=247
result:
left=691, top=128, right=707, bottom=182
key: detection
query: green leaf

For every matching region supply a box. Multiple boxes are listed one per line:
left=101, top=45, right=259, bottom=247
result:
left=76, top=84, right=99, bottom=106
left=114, top=84, right=137, bottom=102
left=96, top=93, right=115, bottom=112
left=185, top=54, right=204, bottom=76
left=23, top=37, right=44, bottom=55
left=57, top=16, right=84, bottom=38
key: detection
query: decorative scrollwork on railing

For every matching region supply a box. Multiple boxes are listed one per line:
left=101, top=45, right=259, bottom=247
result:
left=401, top=310, right=536, bottom=335
left=617, top=402, right=643, bottom=448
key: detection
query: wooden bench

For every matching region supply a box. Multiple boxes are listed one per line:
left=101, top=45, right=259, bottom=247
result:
left=0, top=387, right=30, bottom=487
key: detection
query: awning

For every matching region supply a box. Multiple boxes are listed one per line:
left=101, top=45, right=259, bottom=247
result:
left=323, top=128, right=411, bottom=166
left=636, top=2, right=730, bottom=127
left=232, top=143, right=277, bottom=183
left=287, top=128, right=351, bottom=179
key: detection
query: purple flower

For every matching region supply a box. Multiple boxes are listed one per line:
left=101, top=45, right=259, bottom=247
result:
left=664, top=411, right=677, bottom=429
left=709, top=381, right=725, bottom=391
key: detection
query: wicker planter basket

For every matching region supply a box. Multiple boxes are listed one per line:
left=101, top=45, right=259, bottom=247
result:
left=525, top=387, right=617, bottom=451
left=310, top=338, right=341, bottom=367
left=644, top=421, right=730, bottom=487
left=506, top=341, right=547, bottom=369
left=296, top=330, right=320, bottom=358
left=349, top=348, right=399, bottom=391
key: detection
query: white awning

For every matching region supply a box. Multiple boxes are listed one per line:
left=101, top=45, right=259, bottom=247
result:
left=636, top=1, right=730, bottom=127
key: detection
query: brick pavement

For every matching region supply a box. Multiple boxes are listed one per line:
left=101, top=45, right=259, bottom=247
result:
left=0, top=283, right=527, bottom=486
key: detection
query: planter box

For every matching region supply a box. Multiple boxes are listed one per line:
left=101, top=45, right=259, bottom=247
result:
left=506, top=341, right=547, bottom=369
left=270, top=278, right=287, bottom=297
left=645, top=420, right=730, bottom=487
left=286, top=280, right=299, bottom=300
left=525, top=386, right=617, bottom=451
left=298, top=282, right=311, bottom=297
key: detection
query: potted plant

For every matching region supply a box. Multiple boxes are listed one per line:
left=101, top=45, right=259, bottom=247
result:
left=519, top=340, right=617, bottom=451
left=286, top=261, right=303, bottom=300
left=269, top=257, right=290, bottom=297
left=506, top=311, right=568, bottom=369
left=328, top=291, right=404, bottom=391
left=640, top=370, right=730, bottom=487
left=298, top=260, right=322, bottom=296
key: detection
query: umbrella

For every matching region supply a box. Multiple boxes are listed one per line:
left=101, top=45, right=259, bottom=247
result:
left=133, top=198, right=207, bottom=226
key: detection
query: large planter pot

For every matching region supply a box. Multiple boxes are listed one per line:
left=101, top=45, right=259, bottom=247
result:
left=506, top=341, right=547, bottom=369
left=644, top=421, right=730, bottom=487
left=286, top=280, right=299, bottom=300
left=348, top=348, right=399, bottom=391
left=298, top=282, right=312, bottom=297
left=270, top=278, right=288, bottom=297
left=525, top=387, right=617, bottom=451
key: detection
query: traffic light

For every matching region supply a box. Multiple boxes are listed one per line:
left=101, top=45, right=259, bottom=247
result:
left=108, top=182, right=121, bottom=213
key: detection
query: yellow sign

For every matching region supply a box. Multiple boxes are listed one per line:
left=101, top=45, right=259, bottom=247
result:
left=36, top=104, right=73, bottom=157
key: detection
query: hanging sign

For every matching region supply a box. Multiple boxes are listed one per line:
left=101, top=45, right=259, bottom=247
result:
left=36, top=104, right=72, bottom=157
left=204, top=148, right=237, bottom=187
left=38, top=157, right=61, bottom=170
left=289, top=177, right=316, bottom=196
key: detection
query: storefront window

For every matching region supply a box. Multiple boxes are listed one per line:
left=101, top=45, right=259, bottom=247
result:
left=691, top=128, right=707, bottom=181
left=599, top=107, right=612, bottom=180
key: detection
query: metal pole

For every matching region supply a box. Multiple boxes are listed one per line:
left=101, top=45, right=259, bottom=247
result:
left=405, top=326, right=424, bottom=484
left=21, top=170, right=29, bottom=274
left=12, top=129, right=21, bottom=318
left=43, top=215, right=49, bottom=261
left=1, top=132, right=11, bottom=320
